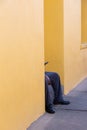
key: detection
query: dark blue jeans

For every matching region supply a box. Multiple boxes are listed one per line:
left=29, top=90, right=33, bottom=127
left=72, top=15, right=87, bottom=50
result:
left=45, top=72, right=63, bottom=109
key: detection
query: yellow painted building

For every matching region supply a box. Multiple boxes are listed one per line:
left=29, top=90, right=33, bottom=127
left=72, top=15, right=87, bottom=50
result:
left=44, top=0, right=64, bottom=83
left=0, top=0, right=87, bottom=130
left=45, top=0, right=87, bottom=93
left=82, top=0, right=87, bottom=42
left=0, top=0, right=44, bottom=130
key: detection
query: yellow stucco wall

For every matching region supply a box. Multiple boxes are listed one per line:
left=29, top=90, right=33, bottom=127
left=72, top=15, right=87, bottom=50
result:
left=45, top=0, right=87, bottom=94
left=0, top=1, right=44, bottom=130
left=44, top=0, right=64, bottom=83
left=82, top=0, right=87, bottom=42
left=64, top=0, right=87, bottom=93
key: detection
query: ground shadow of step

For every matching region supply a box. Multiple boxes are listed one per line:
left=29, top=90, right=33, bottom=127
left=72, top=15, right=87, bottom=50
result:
left=56, top=94, right=87, bottom=111
left=56, top=78, right=87, bottom=111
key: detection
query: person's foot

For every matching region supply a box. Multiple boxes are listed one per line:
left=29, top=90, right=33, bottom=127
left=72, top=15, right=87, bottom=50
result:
left=54, top=100, right=70, bottom=105
left=46, top=108, right=55, bottom=114
left=46, top=107, right=55, bottom=114
left=58, top=100, right=70, bottom=105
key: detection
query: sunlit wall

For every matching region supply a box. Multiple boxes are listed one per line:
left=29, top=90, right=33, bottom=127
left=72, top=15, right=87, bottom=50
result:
left=0, top=0, right=44, bottom=130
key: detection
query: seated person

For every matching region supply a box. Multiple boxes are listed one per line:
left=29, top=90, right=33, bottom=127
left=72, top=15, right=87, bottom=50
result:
left=45, top=72, right=70, bottom=114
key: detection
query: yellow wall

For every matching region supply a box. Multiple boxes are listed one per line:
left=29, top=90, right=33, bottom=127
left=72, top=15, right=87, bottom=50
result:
left=64, top=0, right=87, bottom=93
left=82, top=0, right=87, bottom=42
left=45, top=0, right=87, bottom=94
left=0, top=0, right=44, bottom=130
left=44, top=0, right=64, bottom=83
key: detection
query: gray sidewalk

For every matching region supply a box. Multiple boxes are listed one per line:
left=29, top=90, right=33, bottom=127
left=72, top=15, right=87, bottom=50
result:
left=27, top=78, right=87, bottom=130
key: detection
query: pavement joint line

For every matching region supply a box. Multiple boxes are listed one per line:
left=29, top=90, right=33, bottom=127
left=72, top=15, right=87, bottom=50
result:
left=57, top=108, right=87, bottom=112
left=69, top=90, right=87, bottom=93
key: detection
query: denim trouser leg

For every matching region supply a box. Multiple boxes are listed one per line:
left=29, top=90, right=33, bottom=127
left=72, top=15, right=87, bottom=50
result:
left=45, top=72, right=63, bottom=102
left=45, top=78, right=54, bottom=110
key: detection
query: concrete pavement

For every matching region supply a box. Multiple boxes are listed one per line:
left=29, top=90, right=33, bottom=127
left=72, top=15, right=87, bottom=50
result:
left=27, top=78, right=87, bottom=130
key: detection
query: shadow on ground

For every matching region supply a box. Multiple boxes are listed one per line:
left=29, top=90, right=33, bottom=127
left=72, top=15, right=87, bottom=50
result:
left=27, top=78, right=87, bottom=130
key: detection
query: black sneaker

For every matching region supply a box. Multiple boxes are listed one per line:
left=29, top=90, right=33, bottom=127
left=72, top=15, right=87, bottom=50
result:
left=58, top=100, right=70, bottom=105
left=54, top=100, right=70, bottom=105
left=46, top=108, right=55, bottom=114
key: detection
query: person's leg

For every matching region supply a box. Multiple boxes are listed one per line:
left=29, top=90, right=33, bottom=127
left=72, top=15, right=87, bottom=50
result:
left=46, top=72, right=70, bottom=105
left=45, top=72, right=63, bottom=102
left=45, top=78, right=55, bottom=113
